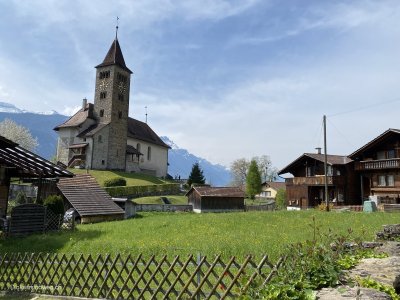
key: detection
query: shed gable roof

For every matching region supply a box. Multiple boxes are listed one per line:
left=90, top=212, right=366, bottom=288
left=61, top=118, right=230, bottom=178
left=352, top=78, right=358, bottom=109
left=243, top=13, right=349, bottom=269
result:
left=57, top=174, right=124, bottom=217
left=187, top=186, right=245, bottom=198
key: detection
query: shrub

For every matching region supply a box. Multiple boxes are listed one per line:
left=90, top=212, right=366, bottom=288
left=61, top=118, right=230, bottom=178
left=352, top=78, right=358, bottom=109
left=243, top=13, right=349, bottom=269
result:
left=15, top=191, right=27, bottom=205
left=104, top=177, right=127, bottom=187
left=43, top=195, right=64, bottom=215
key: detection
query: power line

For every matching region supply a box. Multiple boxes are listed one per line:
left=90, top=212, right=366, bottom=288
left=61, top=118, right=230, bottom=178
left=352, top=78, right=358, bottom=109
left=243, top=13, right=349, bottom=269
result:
left=328, top=97, right=400, bottom=118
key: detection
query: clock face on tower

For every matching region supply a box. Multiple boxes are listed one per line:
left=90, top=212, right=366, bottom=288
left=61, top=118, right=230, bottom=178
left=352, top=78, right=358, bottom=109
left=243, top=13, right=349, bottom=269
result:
left=118, top=81, right=126, bottom=94
left=98, top=79, right=109, bottom=91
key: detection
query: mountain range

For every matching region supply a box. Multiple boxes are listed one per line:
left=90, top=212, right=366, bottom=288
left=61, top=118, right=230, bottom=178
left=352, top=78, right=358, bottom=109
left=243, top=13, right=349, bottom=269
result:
left=0, top=102, right=231, bottom=186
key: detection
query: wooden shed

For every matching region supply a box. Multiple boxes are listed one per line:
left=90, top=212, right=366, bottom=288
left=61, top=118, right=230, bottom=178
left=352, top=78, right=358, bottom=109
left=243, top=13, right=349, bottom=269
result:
left=57, top=174, right=124, bottom=224
left=186, top=186, right=245, bottom=213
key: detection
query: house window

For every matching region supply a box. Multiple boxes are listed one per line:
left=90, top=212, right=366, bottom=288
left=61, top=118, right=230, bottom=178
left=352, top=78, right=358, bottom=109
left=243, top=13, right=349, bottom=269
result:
left=118, top=94, right=124, bottom=101
left=147, top=146, right=151, bottom=161
left=327, top=165, right=333, bottom=176
left=378, top=175, right=386, bottom=186
left=265, top=191, right=271, bottom=197
left=118, top=111, right=122, bottom=119
left=378, top=175, right=395, bottom=187
left=377, top=151, right=386, bottom=160
left=100, top=91, right=107, bottom=99
left=387, top=175, right=395, bottom=186
left=387, top=150, right=396, bottom=159
left=306, top=166, right=313, bottom=177
left=100, top=109, right=104, bottom=117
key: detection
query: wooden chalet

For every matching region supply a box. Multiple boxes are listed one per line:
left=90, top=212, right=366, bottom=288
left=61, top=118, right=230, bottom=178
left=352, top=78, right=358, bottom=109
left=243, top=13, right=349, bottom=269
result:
left=349, top=128, right=400, bottom=204
left=279, top=150, right=357, bottom=208
left=186, top=186, right=245, bottom=213
left=0, top=136, right=73, bottom=218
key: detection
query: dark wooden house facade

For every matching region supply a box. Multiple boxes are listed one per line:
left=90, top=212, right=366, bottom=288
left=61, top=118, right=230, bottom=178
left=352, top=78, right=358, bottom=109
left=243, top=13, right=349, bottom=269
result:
left=349, top=129, right=400, bottom=204
left=186, top=186, right=245, bottom=213
left=279, top=152, right=357, bottom=208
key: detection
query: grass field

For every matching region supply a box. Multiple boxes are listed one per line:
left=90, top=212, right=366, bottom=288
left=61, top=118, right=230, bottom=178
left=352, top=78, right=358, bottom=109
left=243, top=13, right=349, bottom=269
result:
left=133, top=195, right=188, bottom=204
left=1, top=210, right=398, bottom=261
left=70, top=169, right=168, bottom=186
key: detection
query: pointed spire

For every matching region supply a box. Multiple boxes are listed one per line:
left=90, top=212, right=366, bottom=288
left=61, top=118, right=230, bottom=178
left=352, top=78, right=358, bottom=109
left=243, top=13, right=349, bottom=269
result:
left=95, top=23, right=132, bottom=74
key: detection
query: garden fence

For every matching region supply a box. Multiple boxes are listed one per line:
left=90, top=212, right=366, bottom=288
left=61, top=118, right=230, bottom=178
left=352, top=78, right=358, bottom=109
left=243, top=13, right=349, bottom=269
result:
left=0, top=252, right=285, bottom=299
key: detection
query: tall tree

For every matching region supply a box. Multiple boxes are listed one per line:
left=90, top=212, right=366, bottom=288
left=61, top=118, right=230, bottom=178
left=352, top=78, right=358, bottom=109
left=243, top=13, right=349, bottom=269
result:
left=187, top=162, right=206, bottom=186
left=246, top=160, right=262, bottom=199
left=0, top=118, right=38, bottom=151
left=230, top=158, right=250, bottom=187
left=253, top=155, right=279, bottom=182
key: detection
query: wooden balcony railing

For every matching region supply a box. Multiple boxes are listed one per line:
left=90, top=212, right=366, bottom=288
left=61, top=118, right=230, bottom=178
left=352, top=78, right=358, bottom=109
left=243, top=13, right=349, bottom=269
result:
left=354, top=158, right=400, bottom=171
left=285, top=176, right=343, bottom=186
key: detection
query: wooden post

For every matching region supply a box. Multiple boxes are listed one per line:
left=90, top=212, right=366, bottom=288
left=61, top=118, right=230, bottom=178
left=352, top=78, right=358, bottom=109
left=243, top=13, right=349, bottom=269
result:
left=324, top=115, right=329, bottom=212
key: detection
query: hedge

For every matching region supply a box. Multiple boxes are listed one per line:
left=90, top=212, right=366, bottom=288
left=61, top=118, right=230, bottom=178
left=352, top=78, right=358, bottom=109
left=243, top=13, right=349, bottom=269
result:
left=105, top=183, right=180, bottom=198
left=104, top=177, right=127, bottom=187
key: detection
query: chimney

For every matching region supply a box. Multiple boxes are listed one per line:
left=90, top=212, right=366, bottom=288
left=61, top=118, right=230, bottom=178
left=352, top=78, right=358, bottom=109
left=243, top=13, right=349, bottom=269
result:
left=82, top=98, right=87, bottom=109
left=315, top=147, right=322, bottom=154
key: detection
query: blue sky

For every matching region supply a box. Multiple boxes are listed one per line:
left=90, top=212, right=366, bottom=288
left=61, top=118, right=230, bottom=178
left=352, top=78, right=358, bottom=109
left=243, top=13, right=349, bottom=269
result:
left=1, top=0, right=400, bottom=170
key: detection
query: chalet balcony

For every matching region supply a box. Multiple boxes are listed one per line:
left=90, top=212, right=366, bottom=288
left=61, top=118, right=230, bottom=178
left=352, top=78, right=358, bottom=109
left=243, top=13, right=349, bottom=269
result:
left=285, top=176, right=344, bottom=186
left=354, top=158, right=400, bottom=171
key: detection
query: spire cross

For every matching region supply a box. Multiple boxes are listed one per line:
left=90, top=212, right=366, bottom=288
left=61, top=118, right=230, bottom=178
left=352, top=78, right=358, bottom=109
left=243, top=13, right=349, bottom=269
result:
left=116, top=16, right=119, bottom=39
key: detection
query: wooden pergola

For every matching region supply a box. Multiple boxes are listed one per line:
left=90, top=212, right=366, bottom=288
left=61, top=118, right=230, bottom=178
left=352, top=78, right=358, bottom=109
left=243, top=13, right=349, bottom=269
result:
left=0, top=136, right=73, bottom=217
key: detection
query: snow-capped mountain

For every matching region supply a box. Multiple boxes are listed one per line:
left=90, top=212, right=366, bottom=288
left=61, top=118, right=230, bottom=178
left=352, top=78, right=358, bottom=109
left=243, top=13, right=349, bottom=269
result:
left=0, top=102, right=232, bottom=185
left=161, top=136, right=231, bottom=186
left=0, top=102, right=25, bottom=113
left=0, top=101, right=60, bottom=115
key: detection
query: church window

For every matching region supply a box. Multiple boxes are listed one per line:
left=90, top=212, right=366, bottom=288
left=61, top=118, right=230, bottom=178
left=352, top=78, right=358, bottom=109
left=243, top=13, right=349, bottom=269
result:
left=118, top=94, right=124, bottom=101
left=100, top=109, right=104, bottom=117
left=118, top=111, right=122, bottom=119
left=137, top=143, right=141, bottom=153
left=117, top=72, right=127, bottom=83
left=99, top=71, right=110, bottom=79
left=101, top=160, right=105, bottom=165
left=100, top=91, right=107, bottom=99
left=147, top=146, right=151, bottom=161
left=98, top=135, right=102, bottom=143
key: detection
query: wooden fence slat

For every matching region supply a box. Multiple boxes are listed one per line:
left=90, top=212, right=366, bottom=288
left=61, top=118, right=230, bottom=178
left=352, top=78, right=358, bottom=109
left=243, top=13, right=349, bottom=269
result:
left=152, top=255, right=182, bottom=298
left=177, top=255, right=207, bottom=299
left=221, top=255, right=253, bottom=299
left=164, top=255, right=194, bottom=299
left=120, top=254, right=143, bottom=299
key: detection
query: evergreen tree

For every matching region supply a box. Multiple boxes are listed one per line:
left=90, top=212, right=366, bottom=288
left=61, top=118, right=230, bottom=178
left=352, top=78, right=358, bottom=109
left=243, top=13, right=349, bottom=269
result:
left=246, top=160, right=262, bottom=199
left=187, top=162, right=206, bottom=186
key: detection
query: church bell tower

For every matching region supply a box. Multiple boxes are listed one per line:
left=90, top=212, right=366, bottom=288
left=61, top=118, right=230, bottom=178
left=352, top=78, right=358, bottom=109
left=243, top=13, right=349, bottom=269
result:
left=93, top=30, right=133, bottom=170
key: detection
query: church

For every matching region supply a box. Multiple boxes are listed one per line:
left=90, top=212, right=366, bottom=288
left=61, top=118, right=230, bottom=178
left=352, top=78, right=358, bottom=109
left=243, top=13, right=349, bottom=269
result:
left=54, top=33, right=169, bottom=177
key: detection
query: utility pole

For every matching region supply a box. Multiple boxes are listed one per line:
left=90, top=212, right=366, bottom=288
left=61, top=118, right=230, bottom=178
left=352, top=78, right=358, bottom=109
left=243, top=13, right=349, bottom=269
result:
left=323, top=115, right=329, bottom=212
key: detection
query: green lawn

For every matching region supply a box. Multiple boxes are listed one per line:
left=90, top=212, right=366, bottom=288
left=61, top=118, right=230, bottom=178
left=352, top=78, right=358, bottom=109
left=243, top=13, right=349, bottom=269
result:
left=1, top=211, right=398, bottom=260
left=70, top=169, right=169, bottom=186
left=133, top=195, right=188, bottom=204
